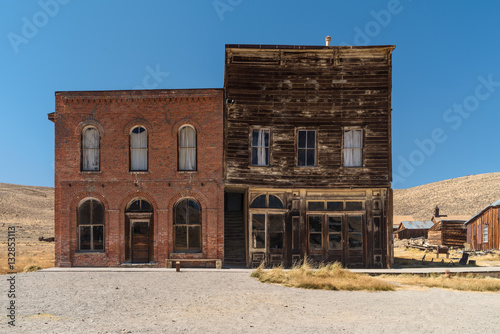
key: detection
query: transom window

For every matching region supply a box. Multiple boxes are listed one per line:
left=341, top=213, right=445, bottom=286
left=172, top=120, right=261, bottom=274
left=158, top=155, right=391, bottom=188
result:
left=297, top=130, right=316, bottom=167
left=251, top=128, right=270, bottom=166
left=130, top=126, right=148, bottom=171
left=127, top=199, right=153, bottom=212
left=82, top=126, right=100, bottom=171
left=344, top=129, right=363, bottom=167
left=250, top=194, right=284, bottom=209
left=307, top=201, right=363, bottom=211
left=78, top=199, right=104, bottom=251
left=178, top=125, right=197, bottom=171
left=174, top=199, right=202, bottom=252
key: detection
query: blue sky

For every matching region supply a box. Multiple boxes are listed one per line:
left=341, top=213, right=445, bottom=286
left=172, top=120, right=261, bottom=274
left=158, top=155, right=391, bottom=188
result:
left=1, top=0, right=499, bottom=189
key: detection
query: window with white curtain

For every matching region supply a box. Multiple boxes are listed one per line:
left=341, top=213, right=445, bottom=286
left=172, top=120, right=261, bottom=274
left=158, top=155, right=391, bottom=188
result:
left=251, top=128, right=270, bottom=166
left=82, top=127, right=100, bottom=171
left=130, top=126, right=148, bottom=171
left=178, top=125, right=196, bottom=171
left=483, top=225, right=488, bottom=243
left=344, top=129, right=363, bottom=167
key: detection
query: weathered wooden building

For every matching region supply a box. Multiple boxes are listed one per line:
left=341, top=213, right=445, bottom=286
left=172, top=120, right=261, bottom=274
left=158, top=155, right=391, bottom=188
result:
left=224, top=43, right=395, bottom=268
left=428, top=214, right=469, bottom=248
left=394, top=221, right=433, bottom=240
left=465, top=199, right=500, bottom=251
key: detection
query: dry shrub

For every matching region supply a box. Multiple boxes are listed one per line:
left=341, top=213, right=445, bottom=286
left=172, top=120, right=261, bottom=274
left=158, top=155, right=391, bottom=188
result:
left=23, top=264, right=43, bottom=272
left=382, top=274, right=500, bottom=292
left=252, top=260, right=395, bottom=292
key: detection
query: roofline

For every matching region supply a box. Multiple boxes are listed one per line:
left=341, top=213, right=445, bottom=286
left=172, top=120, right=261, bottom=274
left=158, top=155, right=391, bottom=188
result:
left=465, top=200, right=500, bottom=225
left=55, top=88, right=223, bottom=95
left=225, top=44, right=396, bottom=50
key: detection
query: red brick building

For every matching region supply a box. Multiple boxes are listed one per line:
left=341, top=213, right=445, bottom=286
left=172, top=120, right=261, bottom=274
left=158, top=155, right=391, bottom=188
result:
left=49, top=89, right=224, bottom=267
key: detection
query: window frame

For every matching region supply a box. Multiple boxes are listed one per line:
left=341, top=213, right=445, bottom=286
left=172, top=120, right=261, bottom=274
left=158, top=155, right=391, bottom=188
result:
left=130, top=125, right=148, bottom=172
left=250, top=127, right=271, bottom=167
left=482, top=225, right=488, bottom=243
left=178, top=125, right=197, bottom=171
left=77, top=199, right=105, bottom=252
left=296, top=129, right=317, bottom=167
left=173, top=198, right=202, bottom=253
left=343, top=128, right=364, bottom=167
left=81, top=126, right=100, bottom=172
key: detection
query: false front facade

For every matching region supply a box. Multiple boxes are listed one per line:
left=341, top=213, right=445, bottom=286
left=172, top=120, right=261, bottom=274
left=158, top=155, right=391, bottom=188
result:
left=223, top=44, right=395, bottom=268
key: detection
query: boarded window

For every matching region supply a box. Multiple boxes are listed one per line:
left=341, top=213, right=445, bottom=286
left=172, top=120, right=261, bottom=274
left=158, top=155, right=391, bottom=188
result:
left=297, top=130, right=316, bottom=167
left=344, top=129, right=363, bottom=167
left=78, top=199, right=104, bottom=251
left=130, top=126, right=148, bottom=171
left=174, top=199, right=202, bottom=252
left=179, top=125, right=196, bottom=170
left=82, top=127, right=99, bottom=171
left=251, top=129, right=270, bottom=166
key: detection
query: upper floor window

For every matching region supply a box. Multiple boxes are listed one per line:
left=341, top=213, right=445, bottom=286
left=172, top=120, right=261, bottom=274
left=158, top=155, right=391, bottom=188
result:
left=297, top=130, right=316, bottom=167
left=344, top=129, right=363, bottom=167
left=178, top=125, right=196, bottom=171
left=251, top=128, right=270, bottom=166
left=78, top=199, right=104, bottom=251
left=82, top=127, right=99, bottom=171
left=130, top=126, right=148, bottom=171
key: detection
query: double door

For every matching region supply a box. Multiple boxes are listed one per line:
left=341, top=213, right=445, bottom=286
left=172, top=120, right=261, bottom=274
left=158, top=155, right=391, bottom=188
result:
left=308, top=214, right=364, bottom=267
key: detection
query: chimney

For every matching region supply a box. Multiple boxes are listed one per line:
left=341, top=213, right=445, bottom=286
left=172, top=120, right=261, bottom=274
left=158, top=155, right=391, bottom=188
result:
left=325, top=36, right=331, bottom=47
left=434, top=206, right=440, bottom=217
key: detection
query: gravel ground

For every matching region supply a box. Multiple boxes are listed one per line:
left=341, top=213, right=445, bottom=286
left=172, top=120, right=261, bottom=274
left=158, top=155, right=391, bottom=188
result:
left=1, top=270, right=499, bottom=333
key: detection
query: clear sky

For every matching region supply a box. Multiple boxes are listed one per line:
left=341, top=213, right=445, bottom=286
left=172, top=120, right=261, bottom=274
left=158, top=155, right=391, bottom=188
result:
left=1, top=0, right=499, bottom=189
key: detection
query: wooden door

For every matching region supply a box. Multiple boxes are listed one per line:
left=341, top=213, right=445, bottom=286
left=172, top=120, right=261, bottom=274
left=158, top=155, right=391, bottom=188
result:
left=132, top=221, right=149, bottom=263
left=326, top=215, right=344, bottom=265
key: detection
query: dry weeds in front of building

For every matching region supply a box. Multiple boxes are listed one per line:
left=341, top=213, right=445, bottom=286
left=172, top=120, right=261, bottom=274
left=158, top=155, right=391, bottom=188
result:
left=251, top=261, right=395, bottom=291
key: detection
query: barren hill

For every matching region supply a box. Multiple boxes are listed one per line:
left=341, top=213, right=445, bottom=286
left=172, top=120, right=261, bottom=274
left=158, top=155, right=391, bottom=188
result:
left=394, top=173, right=500, bottom=220
left=0, top=182, right=54, bottom=242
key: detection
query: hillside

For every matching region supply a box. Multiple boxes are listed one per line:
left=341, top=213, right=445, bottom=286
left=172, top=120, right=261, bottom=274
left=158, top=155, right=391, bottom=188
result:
left=0, top=182, right=54, bottom=242
left=394, top=173, right=500, bottom=220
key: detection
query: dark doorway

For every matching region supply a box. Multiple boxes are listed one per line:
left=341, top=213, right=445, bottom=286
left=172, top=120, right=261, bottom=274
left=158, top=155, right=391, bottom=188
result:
left=224, top=192, right=246, bottom=267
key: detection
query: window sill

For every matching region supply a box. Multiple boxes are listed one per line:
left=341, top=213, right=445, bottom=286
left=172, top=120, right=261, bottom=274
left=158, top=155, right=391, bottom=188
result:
left=177, top=170, right=198, bottom=173
left=129, top=171, right=149, bottom=174
left=75, top=250, right=105, bottom=254
left=80, top=171, right=101, bottom=174
left=171, top=251, right=202, bottom=254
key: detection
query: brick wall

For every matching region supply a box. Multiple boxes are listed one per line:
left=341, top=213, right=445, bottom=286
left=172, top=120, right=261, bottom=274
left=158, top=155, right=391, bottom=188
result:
left=52, top=89, right=224, bottom=267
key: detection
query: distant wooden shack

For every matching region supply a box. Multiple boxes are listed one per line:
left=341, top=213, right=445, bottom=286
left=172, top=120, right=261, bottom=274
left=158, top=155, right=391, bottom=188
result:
left=394, top=221, right=433, bottom=240
left=392, top=215, right=414, bottom=233
left=428, top=210, right=469, bottom=247
left=465, top=199, right=500, bottom=251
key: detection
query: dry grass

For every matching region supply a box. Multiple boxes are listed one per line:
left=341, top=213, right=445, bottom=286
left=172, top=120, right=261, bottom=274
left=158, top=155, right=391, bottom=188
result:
left=0, top=242, right=54, bottom=275
left=381, top=273, right=500, bottom=292
left=251, top=261, right=395, bottom=291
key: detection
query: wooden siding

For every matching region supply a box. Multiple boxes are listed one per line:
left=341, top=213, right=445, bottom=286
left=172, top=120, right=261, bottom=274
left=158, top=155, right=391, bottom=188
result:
left=224, top=46, right=394, bottom=188
left=467, top=206, right=500, bottom=251
left=395, top=229, right=429, bottom=240
left=428, top=221, right=467, bottom=248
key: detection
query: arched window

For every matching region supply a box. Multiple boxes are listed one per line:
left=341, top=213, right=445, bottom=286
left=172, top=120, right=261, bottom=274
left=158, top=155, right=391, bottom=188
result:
left=78, top=199, right=104, bottom=251
left=82, top=127, right=100, bottom=171
left=127, top=198, right=153, bottom=212
left=178, top=125, right=196, bottom=171
left=130, top=126, right=148, bottom=171
left=250, top=194, right=284, bottom=209
left=174, top=198, right=201, bottom=252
